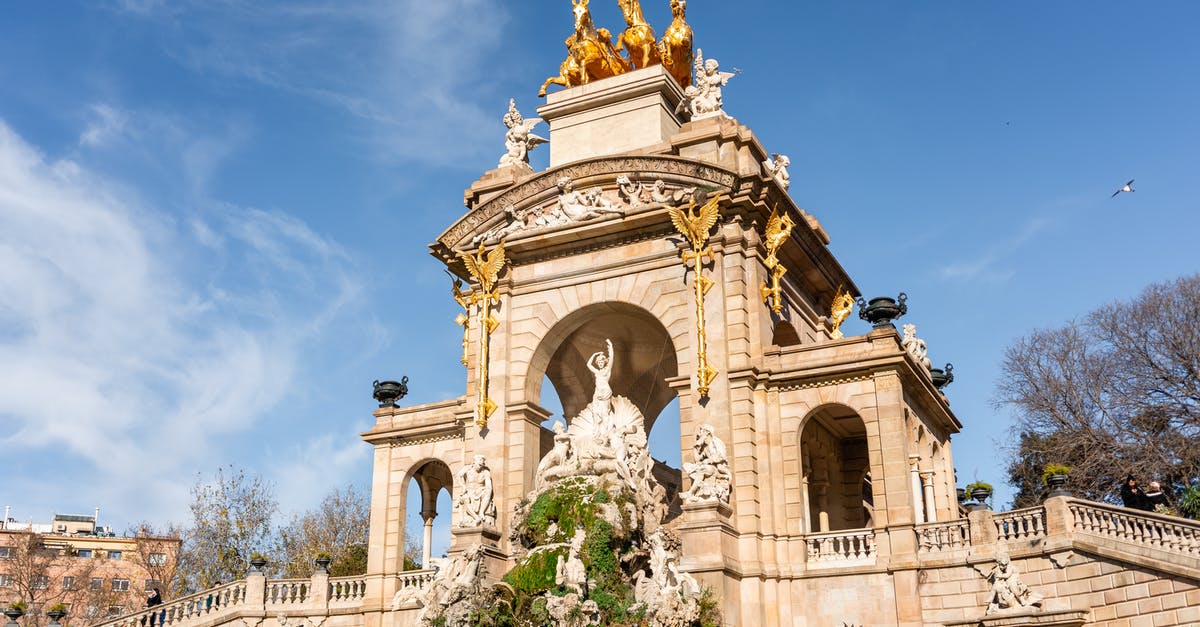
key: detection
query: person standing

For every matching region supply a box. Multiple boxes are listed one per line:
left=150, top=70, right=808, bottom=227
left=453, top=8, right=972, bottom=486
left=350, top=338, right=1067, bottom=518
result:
left=146, top=587, right=163, bottom=627
left=1145, top=481, right=1169, bottom=512
left=1120, top=475, right=1150, bottom=511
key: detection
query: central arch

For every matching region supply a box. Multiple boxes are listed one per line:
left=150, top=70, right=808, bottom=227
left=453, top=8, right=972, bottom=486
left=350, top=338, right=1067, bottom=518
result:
left=526, top=301, right=679, bottom=431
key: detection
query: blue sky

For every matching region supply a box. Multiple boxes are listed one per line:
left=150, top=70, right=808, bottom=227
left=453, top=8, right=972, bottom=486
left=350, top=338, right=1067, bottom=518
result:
left=2, top=1, right=1197, bottom=551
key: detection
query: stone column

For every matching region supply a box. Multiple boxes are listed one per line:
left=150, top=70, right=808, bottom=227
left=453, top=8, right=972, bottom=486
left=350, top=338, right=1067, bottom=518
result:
left=908, top=454, right=925, bottom=524
left=920, top=470, right=937, bottom=523
left=812, top=481, right=830, bottom=532
left=420, top=510, right=436, bottom=567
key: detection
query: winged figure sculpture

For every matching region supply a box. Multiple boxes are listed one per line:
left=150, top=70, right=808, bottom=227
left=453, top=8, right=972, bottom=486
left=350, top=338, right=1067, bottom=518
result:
left=668, top=192, right=722, bottom=251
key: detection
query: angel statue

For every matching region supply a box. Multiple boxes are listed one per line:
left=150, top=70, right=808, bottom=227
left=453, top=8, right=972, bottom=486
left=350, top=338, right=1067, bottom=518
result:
left=498, top=99, right=547, bottom=169
left=684, top=48, right=736, bottom=119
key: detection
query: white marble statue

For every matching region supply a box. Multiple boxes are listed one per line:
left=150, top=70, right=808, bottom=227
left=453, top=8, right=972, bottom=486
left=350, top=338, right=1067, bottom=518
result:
left=414, top=544, right=485, bottom=625
left=681, top=424, right=732, bottom=504
left=453, top=455, right=496, bottom=528
left=762, top=153, right=791, bottom=190
left=555, top=529, right=589, bottom=595
left=678, top=48, right=735, bottom=120
left=556, top=176, right=624, bottom=222
left=901, top=323, right=932, bottom=370
left=985, top=551, right=1044, bottom=614
left=498, top=99, right=547, bottom=169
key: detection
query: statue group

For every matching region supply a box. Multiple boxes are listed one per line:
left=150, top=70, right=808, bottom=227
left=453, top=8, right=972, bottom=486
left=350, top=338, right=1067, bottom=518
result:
left=540, top=0, right=694, bottom=96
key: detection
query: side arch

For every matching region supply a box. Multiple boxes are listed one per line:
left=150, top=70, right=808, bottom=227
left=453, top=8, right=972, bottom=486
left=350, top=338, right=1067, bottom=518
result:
left=798, top=402, right=872, bottom=532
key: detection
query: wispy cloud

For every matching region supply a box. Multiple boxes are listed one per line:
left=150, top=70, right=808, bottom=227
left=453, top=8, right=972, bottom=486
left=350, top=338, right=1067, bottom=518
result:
left=114, top=0, right=510, bottom=165
left=0, top=118, right=371, bottom=522
left=940, top=217, right=1050, bottom=282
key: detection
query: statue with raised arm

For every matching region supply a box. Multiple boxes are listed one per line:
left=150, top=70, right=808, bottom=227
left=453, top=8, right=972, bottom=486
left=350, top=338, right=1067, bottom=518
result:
left=498, top=99, right=547, bottom=169
left=587, top=338, right=615, bottom=407
left=453, top=455, right=497, bottom=528
left=684, top=48, right=735, bottom=119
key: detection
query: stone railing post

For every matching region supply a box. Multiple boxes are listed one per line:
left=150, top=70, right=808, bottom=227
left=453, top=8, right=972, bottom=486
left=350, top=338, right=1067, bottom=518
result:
left=1043, top=496, right=1073, bottom=535
left=245, top=569, right=267, bottom=613
left=308, top=569, right=330, bottom=609
left=967, top=507, right=997, bottom=558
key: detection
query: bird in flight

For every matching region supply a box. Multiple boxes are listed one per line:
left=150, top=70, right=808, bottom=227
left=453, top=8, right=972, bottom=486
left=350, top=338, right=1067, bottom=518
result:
left=1111, top=179, right=1135, bottom=198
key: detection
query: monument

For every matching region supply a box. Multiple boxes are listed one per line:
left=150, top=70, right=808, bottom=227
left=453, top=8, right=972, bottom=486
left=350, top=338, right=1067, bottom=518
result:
left=90, top=4, right=1200, bottom=627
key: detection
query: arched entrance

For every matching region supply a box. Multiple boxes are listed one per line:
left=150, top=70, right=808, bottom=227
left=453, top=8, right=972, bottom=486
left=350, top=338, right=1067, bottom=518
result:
left=526, top=302, right=679, bottom=432
left=404, top=460, right=453, bottom=568
left=799, top=404, right=872, bottom=532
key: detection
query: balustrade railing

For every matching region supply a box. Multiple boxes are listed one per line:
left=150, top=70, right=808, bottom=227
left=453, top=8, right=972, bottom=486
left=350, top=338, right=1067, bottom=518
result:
left=329, top=576, right=368, bottom=603
left=916, top=519, right=970, bottom=553
left=805, top=529, right=876, bottom=566
left=396, top=569, right=437, bottom=592
left=1069, top=500, right=1200, bottom=556
left=265, top=579, right=309, bottom=605
left=994, top=506, right=1046, bottom=541
left=96, top=581, right=248, bottom=627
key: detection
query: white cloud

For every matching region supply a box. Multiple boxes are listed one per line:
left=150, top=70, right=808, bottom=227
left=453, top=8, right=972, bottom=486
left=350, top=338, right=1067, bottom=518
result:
left=0, top=118, right=369, bottom=523
left=115, top=0, right=510, bottom=165
left=940, top=217, right=1050, bottom=282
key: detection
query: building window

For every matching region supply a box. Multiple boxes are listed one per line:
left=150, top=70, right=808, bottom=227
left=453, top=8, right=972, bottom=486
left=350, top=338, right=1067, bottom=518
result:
left=91, top=577, right=103, bottom=590
left=77, top=549, right=93, bottom=558
left=148, top=552, right=167, bottom=566
left=0, top=574, right=13, bottom=588
left=32, top=575, right=49, bottom=589
left=63, top=576, right=76, bottom=590
left=0, top=547, right=11, bottom=559
left=107, top=550, right=122, bottom=560
left=112, top=578, right=130, bottom=591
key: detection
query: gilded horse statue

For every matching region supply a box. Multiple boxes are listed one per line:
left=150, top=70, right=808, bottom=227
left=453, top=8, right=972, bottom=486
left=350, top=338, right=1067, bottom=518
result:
left=540, top=0, right=630, bottom=97
left=658, top=0, right=694, bottom=87
left=615, top=0, right=660, bottom=70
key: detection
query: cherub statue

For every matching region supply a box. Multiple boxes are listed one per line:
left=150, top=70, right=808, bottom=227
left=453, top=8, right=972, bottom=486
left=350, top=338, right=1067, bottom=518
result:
left=901, top=323, right=932, bottom=370
left=985, top=551, right=1043, bottom=614
left=762, top=153, right=791, bottom=190
left=555, top=177, right=624, bottom=222
left=684, top=48, right=736, bottom=119
left=498, top=99, right=547, bottom=168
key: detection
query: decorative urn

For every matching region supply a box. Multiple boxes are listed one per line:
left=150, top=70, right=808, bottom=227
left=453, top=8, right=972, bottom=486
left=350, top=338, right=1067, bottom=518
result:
left=1046, top=474, right=1070, bottom=498
left=971, top=487, right=993, bottom=505
left=46, top=609, right=67, bottom=625
left=3, top=608, right=23, bottom=625
left=930, top=363, right=954, bottom=390
left=856, top=292, right=908, bottom=329
left=314, top=555, right=332, bottom=573
left=372, top=376, right=409, bottom=408
left=249, top=556, right=268, bottom=572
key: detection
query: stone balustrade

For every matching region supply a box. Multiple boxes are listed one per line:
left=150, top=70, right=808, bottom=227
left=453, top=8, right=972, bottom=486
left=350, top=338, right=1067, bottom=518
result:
left=329, top=575, right=369, bottom=604
left=1069, top=499, right=1200, bottom=556
left=915, top=519, right=970, bottom=553
left=265, top=579, right=309, bottom=606
left=805, top=529, right=876, bottom=566
left=97, top=581, right=248, bottom=627
left=993, top=505, right=1047, bottom=542
left=395, top=569, right=437, bottom=593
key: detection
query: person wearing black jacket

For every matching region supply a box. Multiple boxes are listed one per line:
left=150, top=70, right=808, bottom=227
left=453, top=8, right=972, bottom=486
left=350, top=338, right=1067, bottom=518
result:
left=1120, top=475, right=1152, bottom=511
left=1144, top=481, right=1169, bottom=512
left=146, top=587, right=163, bottom=627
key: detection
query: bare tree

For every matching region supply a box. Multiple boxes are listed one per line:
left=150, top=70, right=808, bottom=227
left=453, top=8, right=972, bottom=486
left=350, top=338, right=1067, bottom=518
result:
left=275, top=485, right=369, bottom=579
left=996, top=275, right=1200, bottom=507
left=0, top=531, right=128, bottom=627
left=177, top=467, right=278, bottom=594
left=124, top=523, right=183, bottom=599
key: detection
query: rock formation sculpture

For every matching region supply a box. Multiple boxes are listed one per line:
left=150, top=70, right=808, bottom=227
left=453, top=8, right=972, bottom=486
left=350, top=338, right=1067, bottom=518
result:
left=681, top=424, right=732, bottom=504
left=453, top=455, right=496, bottom=528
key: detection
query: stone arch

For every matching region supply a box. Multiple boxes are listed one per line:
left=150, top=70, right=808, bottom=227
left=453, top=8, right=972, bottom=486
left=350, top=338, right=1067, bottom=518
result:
left=798, top=403, right=872, bottom=532
left=403, top=459, right=454, bottom=568
left=525, top=301, right=680, bottom=431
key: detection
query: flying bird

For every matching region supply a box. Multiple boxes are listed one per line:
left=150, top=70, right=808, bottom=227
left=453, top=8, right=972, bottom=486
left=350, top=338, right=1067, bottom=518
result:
left=1111, top=179, right=1135, bottom=198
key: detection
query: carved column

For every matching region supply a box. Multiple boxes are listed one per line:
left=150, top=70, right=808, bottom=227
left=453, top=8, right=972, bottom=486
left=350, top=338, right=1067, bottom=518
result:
left=908, top=454, right=925, bottom=524
left=420, top=510, right=436, bottom=567
left=812, top=480, right=830, bottom=532
left=920, top=470, right=937, bottom=523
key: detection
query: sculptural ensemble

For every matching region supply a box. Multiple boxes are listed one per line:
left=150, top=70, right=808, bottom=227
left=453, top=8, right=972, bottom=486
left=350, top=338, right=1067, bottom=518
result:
left=498, top=99, right=547, bottom=169
left=541, top=0, right=694, bottom=96
left=681, top=424, right=732, bottom=504
left=984, top=552, right=1044, bottom=615
left=453, top=455, right=496, bottom=528
left=677, top=48, right=736, bottom=119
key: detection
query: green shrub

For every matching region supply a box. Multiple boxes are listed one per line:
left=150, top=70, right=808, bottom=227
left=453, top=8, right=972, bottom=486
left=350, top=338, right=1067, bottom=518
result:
left=965, top=481, right=993, bottom=493
left=1180, top=483, right=1200, bottom=519
left=1041, top=464, right=1071, bottom=485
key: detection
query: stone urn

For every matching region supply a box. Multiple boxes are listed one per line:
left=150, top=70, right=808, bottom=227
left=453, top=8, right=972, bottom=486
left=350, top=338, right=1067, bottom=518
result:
left=856, top=293, right=908, bottom=329
left=1046, top=474, right=1071, bottom=498
left=930, top=363, right=954, bottom=390
left=372, top=376, right=409, bottom=408
left=314, top=555, right=332, bottom=573
left=249, top=556, right=268, bottom=572
left=46, top=609, right=67, bottom=626
left=971, top=487, right=993, bottom=506
left=3, top=607, right=24, bottom=627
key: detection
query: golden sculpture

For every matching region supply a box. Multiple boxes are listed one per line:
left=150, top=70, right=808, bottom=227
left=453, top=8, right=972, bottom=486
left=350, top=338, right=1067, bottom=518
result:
left=459, top=241, right=508, bottom=427
left=658, top=0, right=694, bottom=87
left=539, top=0, right=630, bottom=97
left=759, top=209, right=795, bottom=315
left=446, top=269, right=471, bottom=367
left=616, top=0, right=661, bottom=70
left=668, top=192, right=722, bottom=397
left=830, top=285, right=855, bottom=340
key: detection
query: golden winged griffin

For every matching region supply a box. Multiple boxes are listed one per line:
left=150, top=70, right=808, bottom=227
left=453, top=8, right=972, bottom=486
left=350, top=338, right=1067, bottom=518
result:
left=458, top=242, right=508, bottom=427
left=540, top=0, right=694, bottom=97
left=668, top=192, right=722, bottom=397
